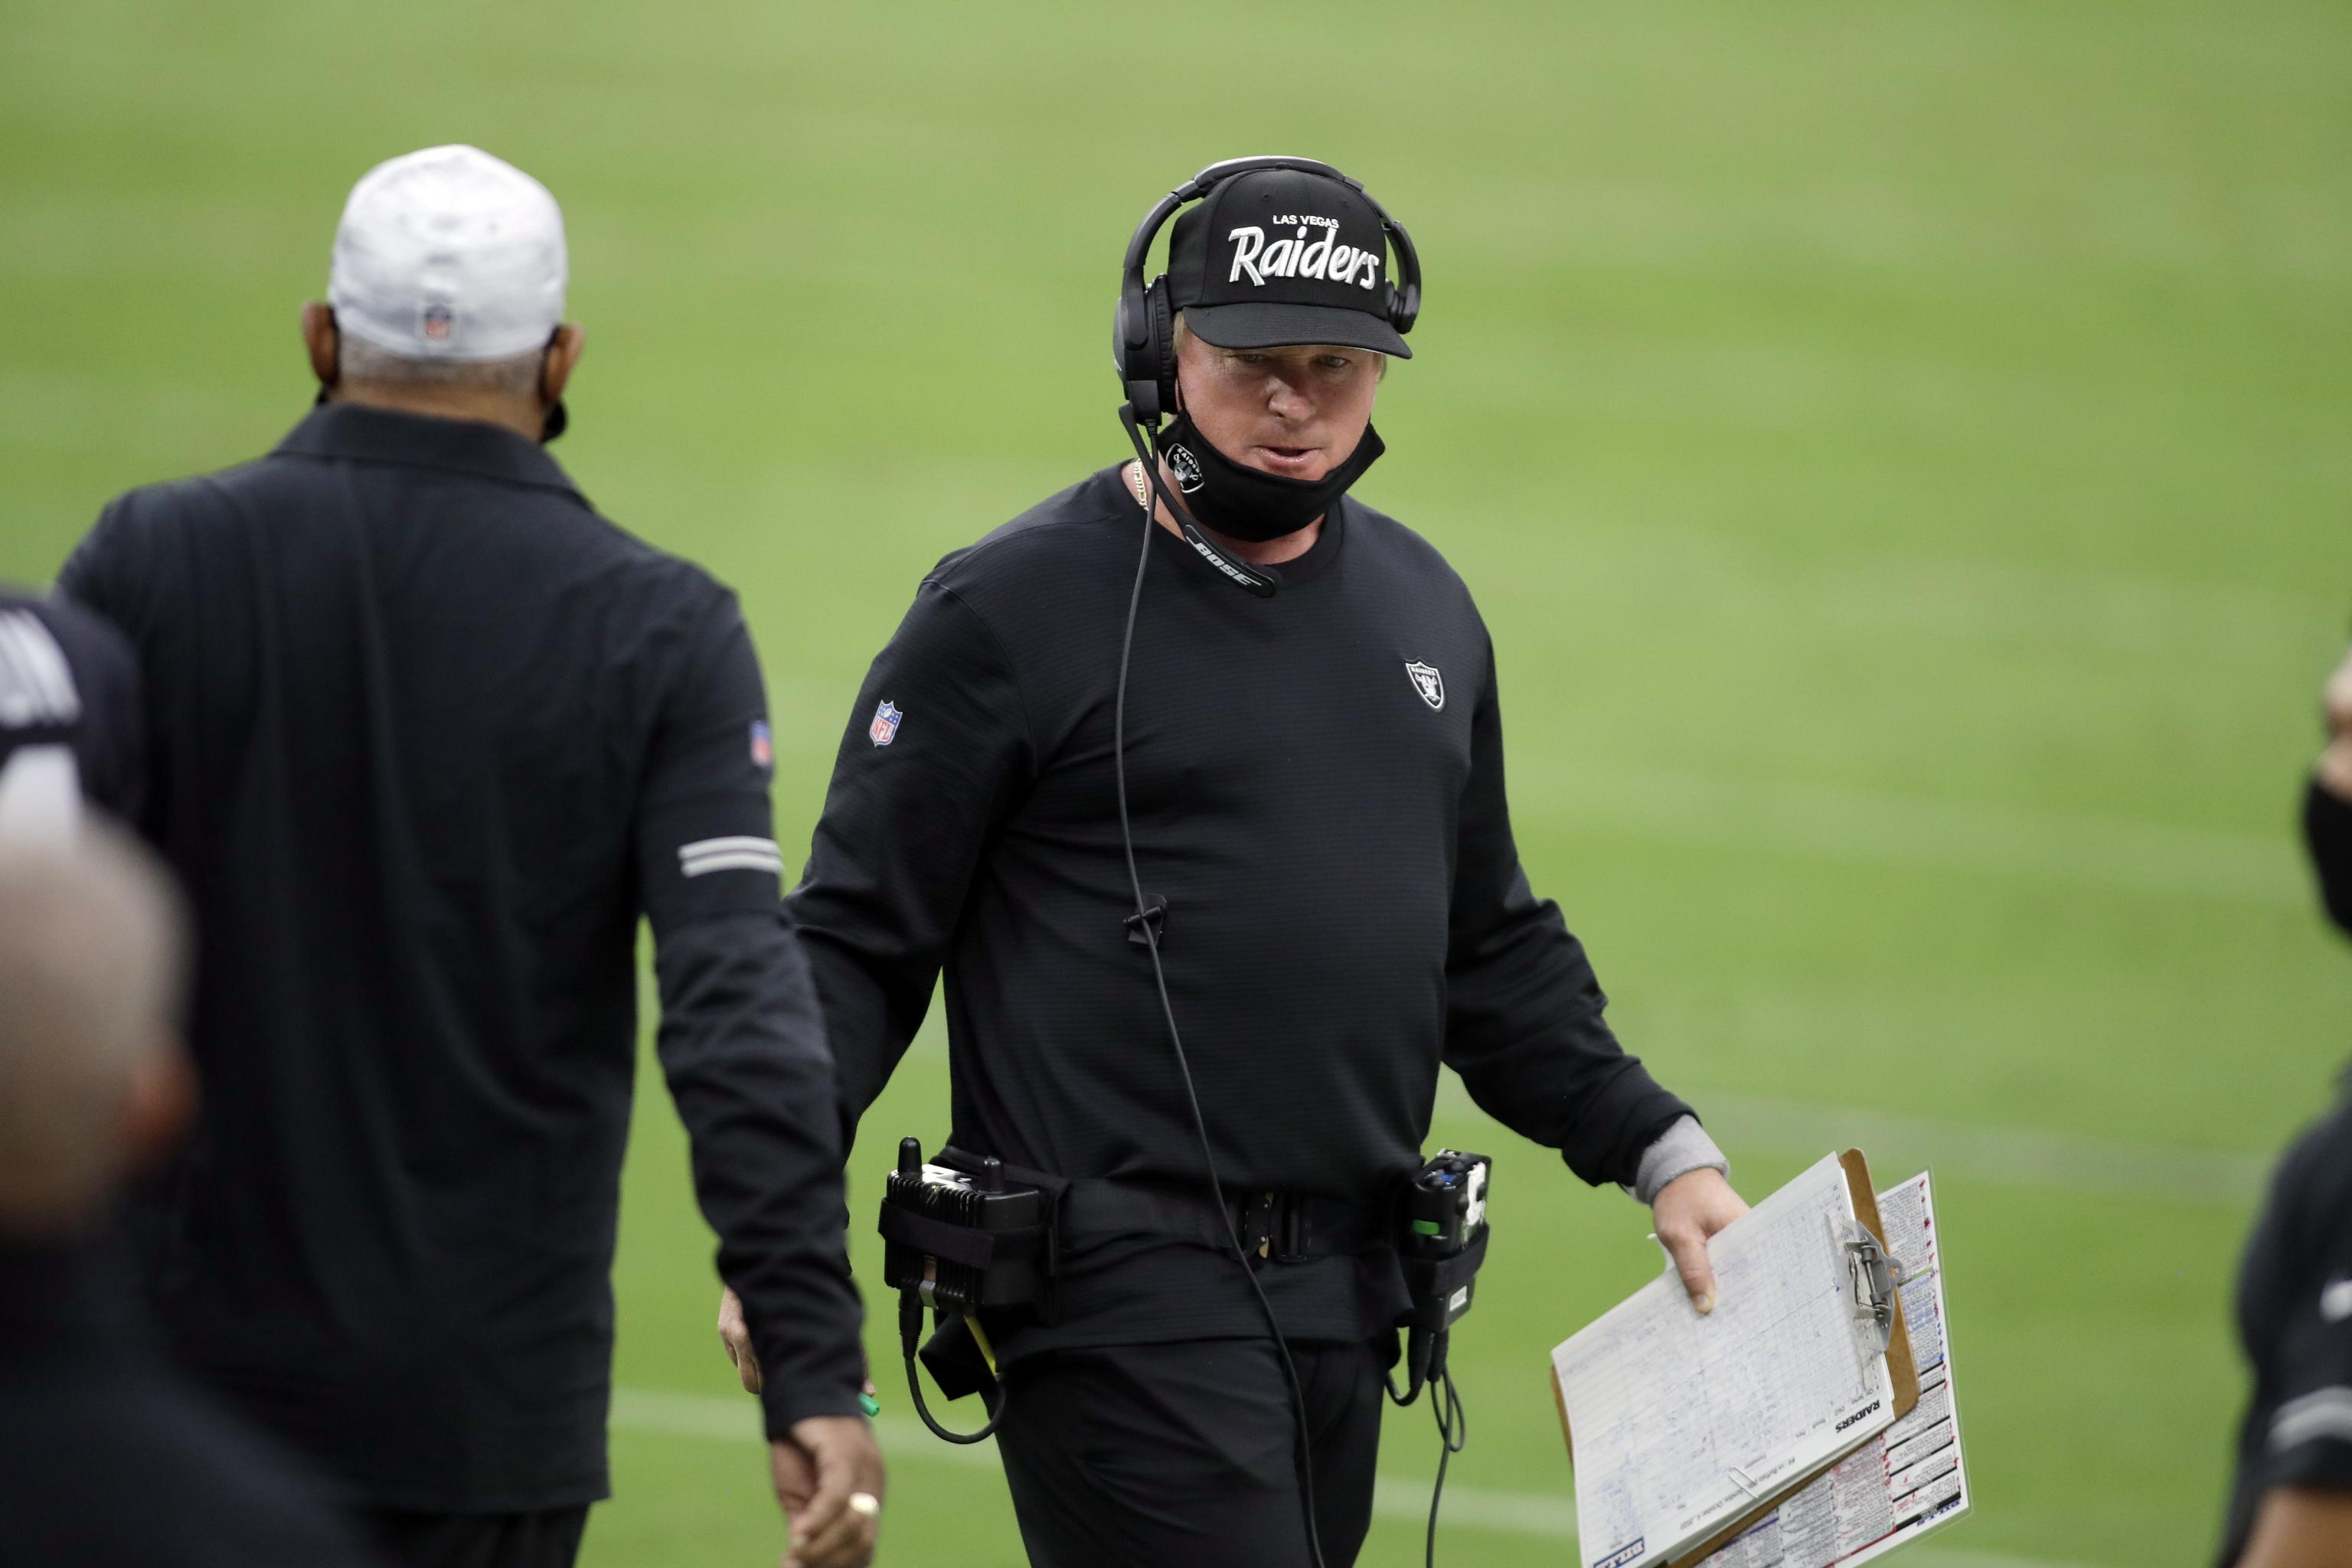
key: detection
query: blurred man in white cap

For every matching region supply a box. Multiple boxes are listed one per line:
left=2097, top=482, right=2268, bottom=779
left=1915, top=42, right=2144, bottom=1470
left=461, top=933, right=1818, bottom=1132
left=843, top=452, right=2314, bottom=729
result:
left=299, top=142, right=580, bottom=443
left=0, top=821, right=383, bottom=1567
left=56, top=145, right=883, bottom=1568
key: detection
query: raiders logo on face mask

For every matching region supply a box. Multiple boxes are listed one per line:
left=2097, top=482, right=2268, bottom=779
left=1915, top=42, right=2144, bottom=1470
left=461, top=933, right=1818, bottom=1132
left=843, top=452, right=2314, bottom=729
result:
left=1152, top=413, right=1384, bottom=544
left=1168, top=444, right=1205, bottom=493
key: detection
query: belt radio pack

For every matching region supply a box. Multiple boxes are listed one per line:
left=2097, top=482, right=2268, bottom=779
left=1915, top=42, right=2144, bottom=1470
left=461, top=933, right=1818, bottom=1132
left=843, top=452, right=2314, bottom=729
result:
left=1393, top=1148, right=1492, bottom=1402
left=876, top=1138, right=1063, bottom=1443
left=875, top=1134, right=1497, bottom=1563
left=1387, top=1148, right=1491, bottom=1565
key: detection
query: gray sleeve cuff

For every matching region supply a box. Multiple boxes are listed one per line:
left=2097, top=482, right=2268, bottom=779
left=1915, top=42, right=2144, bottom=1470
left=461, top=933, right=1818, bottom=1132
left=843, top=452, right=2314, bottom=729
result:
left=1628, top=1115, right=1728, bottom=1206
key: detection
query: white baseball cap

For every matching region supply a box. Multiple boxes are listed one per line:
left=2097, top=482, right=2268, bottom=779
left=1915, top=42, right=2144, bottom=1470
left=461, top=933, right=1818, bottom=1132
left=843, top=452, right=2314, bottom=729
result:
left=328, top=145, right=567, bottom=361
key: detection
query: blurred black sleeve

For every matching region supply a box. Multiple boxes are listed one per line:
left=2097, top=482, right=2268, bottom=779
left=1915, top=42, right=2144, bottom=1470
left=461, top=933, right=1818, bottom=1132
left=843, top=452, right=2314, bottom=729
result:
left=54, top=495, right=129, bottom=619
left=54, top=599, right=148, bottom=829
left=1441, top=631, right=1694, bottom=1186
left=635, top=596, right=864, bottom=1435
left=784, top=581, right=1034, bottom=1155
left=2256, top=1102, right=2352, bottom=1499
left=51, top=498, right=154, bottom=831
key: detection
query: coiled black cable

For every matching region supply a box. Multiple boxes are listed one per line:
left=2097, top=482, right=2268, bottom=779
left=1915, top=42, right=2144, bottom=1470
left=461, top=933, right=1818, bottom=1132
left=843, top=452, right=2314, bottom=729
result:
left=899, top=1295, right=1003, bottom=1445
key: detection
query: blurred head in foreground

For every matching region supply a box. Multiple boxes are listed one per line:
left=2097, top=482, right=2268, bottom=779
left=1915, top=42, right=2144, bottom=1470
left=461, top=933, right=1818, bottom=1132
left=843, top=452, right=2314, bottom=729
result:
left=0, top=819, right=194, bottom=1238
left=301, top=143, right=585, bottom=443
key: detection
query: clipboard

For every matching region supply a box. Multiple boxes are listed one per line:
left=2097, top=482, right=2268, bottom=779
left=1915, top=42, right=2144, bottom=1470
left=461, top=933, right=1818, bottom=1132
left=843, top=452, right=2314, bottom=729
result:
left=1550, top=1149, right=1920, bottom=1568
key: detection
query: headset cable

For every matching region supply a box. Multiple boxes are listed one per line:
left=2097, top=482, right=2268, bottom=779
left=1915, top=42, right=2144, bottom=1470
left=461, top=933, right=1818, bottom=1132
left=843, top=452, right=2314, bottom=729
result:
left=1113, top=405, right=1331, bottom=1568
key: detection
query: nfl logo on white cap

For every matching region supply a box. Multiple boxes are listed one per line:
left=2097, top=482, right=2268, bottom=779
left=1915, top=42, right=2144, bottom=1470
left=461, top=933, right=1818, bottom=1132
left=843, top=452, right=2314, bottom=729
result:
left=329, top=145, right=567, bottom=362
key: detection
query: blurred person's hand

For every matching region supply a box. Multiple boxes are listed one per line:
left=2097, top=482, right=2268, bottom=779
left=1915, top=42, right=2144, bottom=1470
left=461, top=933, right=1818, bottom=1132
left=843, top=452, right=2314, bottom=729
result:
left=773, top=1416, right=885, bottom=1568
left=2236, top=1484, right=2352, bottom=1568
left=2320, top=645, right=2352, bottom=802
left=721, top=1287, right=878, bottom=1403
left=1652, top=1168, right=1749, bottom=1314
left=719, top=1286, right=763, bottom=1393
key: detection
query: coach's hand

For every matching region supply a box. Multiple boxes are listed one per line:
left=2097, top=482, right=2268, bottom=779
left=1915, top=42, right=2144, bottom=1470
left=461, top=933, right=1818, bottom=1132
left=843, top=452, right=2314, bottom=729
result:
left=722, top=1286, right=880, bottom=1402
left=1652, top=1168, right=1749, bottom=1315
left=774, top=1416, right=886, bottom=1568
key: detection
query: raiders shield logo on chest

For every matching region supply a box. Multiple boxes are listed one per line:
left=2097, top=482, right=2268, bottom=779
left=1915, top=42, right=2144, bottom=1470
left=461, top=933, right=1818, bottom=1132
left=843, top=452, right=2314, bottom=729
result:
left=1404, top=661, right=1444, bottom=711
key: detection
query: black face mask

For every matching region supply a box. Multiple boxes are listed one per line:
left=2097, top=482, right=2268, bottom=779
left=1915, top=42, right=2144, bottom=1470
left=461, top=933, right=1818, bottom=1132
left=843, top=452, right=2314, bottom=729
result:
left=1151, top=411, right=1384, bottom=543
left=2306, top=776, right=2352, bottom=936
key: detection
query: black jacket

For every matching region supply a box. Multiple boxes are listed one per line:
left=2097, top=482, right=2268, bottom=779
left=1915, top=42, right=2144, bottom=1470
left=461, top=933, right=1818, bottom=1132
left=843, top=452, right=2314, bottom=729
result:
left=0, top=1238, right=381, bottom=1567
left=59, top=404, right=863, bottom=1511
left=789, top=467, right=1694, bottom=1351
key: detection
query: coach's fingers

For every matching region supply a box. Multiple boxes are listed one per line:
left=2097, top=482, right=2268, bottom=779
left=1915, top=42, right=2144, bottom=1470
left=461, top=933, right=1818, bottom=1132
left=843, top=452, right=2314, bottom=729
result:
left=786, top=1493, right=877, bottom=1568
left=780, top=1417, right=884, bottom=1568
left=718, top=1288, right=763, bottom=1394
left=1651, top=1168, right=1747, bottom=1315
left=1659, top=1222, right=1717, bottom=1314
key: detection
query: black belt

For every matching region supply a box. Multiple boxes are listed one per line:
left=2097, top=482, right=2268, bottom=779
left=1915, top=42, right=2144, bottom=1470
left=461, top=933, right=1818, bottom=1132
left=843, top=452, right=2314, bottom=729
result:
left=1060, top=1179, right=1383, bottom=1264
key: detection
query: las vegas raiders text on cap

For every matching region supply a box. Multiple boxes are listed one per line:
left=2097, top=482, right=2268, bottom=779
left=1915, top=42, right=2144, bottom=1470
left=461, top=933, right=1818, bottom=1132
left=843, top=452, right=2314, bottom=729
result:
left=1165, top=166, right=1413, bottom=358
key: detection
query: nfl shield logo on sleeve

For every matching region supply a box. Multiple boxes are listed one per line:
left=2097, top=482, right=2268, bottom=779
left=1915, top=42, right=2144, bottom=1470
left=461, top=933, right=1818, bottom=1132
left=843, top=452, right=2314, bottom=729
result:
left=1404, top=661, right=1444, bottom=711
left=748, top=719, right=773, bottom=770
left=869, top=701, right=903, bottom=746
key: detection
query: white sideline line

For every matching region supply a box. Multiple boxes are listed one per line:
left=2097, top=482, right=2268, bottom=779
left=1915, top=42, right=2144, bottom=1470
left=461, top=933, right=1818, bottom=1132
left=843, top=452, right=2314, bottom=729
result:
left=1452, top=1080, right=2269, bottom=1207
left=1545, top=764, right=2303, bottom=908
left=608, top=1387, right=2092, bottom=1566
left=1700, top=1093, right=2269, bottom=1207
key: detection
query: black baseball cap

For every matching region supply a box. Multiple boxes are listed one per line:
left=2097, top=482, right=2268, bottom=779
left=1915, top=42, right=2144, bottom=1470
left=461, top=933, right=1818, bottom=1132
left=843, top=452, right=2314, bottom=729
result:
left=1165, top=166, right=1412, bottom=359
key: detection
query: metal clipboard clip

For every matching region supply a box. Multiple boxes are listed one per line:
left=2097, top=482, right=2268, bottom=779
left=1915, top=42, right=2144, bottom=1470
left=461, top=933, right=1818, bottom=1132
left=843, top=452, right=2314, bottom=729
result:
left=1834, top=1218, right=1906, bottom=1354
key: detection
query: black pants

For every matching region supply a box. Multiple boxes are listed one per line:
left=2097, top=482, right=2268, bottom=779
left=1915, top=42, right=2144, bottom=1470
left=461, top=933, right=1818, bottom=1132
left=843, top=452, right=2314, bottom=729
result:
left=353, top=1505, right=590, bottom=1568
left=995, top=1337, right=1387, bottom=1568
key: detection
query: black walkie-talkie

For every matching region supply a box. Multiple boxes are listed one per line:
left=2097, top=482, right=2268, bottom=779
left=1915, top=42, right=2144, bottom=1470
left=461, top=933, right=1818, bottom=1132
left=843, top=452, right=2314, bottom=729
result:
left=877, top=1137, right=1061, bottom=1443
left=1394, top=1149, right=1492, bottom=1402
left=1391, top=1148, right=1491, bottom=1567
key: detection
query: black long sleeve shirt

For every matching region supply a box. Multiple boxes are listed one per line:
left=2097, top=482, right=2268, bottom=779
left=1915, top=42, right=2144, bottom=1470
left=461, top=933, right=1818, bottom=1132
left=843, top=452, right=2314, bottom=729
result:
left=789, top=466, right=1693, bottom=1351
left=2219, top=1063, right=2352, bottom=1566
left=57, top=404, right=863, bottom=1511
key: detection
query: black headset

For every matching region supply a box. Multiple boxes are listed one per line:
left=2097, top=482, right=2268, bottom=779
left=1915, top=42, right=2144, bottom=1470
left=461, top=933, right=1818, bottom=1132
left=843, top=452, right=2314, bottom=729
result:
left=1112, top=155, right=1423, bottom=425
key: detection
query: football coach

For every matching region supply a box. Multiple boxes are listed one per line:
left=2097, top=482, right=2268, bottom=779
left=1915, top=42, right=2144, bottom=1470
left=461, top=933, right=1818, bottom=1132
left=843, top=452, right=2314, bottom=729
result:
left=722, top=155, right=1749, bottom=1566
left=58, top=146, right=881, bottom=1568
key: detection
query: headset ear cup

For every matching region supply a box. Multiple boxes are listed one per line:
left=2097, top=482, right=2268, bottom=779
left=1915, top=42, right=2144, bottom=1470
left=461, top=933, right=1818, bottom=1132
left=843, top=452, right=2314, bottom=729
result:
left=1120, top=276, right=1172, bottom=423
left=1149, top=285, right=1176, bottom=422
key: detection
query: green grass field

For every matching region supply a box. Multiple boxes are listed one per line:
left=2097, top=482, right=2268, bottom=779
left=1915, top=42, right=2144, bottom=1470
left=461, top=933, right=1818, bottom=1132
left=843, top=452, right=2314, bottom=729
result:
left=5, top=2, right=2349, bottom=1563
